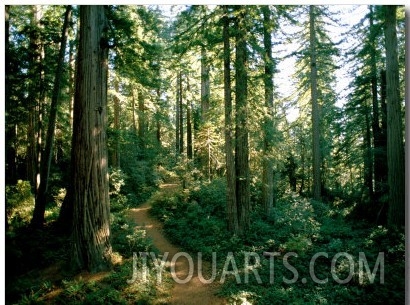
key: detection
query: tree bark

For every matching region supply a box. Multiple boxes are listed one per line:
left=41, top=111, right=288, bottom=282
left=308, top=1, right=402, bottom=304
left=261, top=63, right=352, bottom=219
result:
left=310, top=5, right=321, bottom=201
left=27, top=5, right=43, bottom=193
left=223, top=6, right=238, bottom=234
left=235, top=6, right=250, bottom=234
left=111, top=78, right=120, bottom=167
left=5, top=5, right=17, bottom=185
left=179, top=72, right=184, bottom=154
left=201, top=45, right=210, bottom=122
left=364, top=99, right=373, bottom=199
left=384, top=5, right=405, bottom=228
left=138, top=87, right=146, bottom=153
left=262, top=5, right=275, bottom=217
left=32, top=5, right=72, bottom=228
left=187, top=78, right=193, bottom=159
left=71, top=5, right=112, bottom=272
left=156, top=88, right=162, bottom=146
left=175, top=72, right=181, bottom=154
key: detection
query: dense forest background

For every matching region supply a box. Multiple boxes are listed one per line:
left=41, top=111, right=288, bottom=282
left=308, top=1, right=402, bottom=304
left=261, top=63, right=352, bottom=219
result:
left=3, top=5, right=406, bottom=305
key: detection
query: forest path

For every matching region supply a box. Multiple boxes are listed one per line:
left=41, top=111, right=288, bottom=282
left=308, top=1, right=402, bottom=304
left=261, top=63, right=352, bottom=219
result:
left=128, top=183, right=227, bottom=305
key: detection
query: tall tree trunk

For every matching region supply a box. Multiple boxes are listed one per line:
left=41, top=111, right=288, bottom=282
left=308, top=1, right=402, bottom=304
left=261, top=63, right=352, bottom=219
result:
left=179, top=72, right=184, bottom=154
left=175, top=72, right=181, bottom=154
left=384, top=5, right=404, bottom=228
left=369, top=6, right=383, bottom=203
left=310, top=5, right=321, bottom=201
left=223, top=6, right=238, bottom=234
left=376, top=69, right=389, bottom=209
left=364, top=100, right=373, bottom=199
left=131, top=86, right=138, bottom=133
left=201, top=46, right=210, bottom=122
left=138, top=87, right=145, bottom=153
left=200, top=46, right=210, bottom=175
left=5, top=5, right=17, bottom=185
left=156, top=88, right=162, bottom=146
left=235, top=6, right=250, bottom=234
left=71, top=5, right=112, bottom=272
left=187, top=78, right=193, bottom=159
left=262, top=6, right=275, bottom=217
left=112, top=78, right=120, bottom=168
left=32, top=6, right=72, bottom=228
left=68, top=30, right=77, bottom=131
left=27, top=5, right=43, bottom=193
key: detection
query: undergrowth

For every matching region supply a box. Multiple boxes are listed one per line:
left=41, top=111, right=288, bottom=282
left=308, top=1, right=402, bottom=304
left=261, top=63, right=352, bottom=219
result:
left=6, top=165, right=170, bottom=305
left=150, top=177, right=405, bottom=305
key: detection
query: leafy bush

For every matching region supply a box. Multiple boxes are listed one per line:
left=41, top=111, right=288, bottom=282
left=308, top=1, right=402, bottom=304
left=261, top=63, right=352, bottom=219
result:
left=190, top=178, right=227, bottom=219
left=111, top=212, right=153, bottom=258
left=5, top=180, right=34, bottom=228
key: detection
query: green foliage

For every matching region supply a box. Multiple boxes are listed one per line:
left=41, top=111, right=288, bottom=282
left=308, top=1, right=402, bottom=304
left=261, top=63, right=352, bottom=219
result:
left=55, top=278, right=126, bottom=305
left=190, top=177, right=227, bottom=219
left=5, top=180, right=34, bottom=228
left=150, top=178, right=404, bottom=304
left=111, top=212, right=153, bottom=258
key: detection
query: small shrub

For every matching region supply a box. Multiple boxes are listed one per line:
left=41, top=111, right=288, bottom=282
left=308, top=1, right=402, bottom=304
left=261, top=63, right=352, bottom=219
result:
left=6, top=180, right=34, bottom=228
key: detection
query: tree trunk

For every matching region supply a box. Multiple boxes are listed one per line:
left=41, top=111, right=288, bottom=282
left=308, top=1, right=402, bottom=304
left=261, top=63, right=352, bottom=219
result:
left=5, top=5, right=17, bottom=185
left=111, top=78, right=120, bottom=167
left=364, top=100, right=373, bottom=199
left=262, top=5, right=275, bottom=217
left=369, top=6, right=382, bottom=203
left=71, top=5, right=112, bottom=272
left=235, top=6, right=250, bottom=234
left=26, top=5, right=43, bottom=193
left=175, top=72, right=181, bottom=154
left=223, top=6, right=238, bottom=235
left=375, top=69, right=388, bottom=209
left=131, top=86, right=138, bottom=133
left=156, top=88, right=162, bottom=146
left=384, top=5, right=404, bottom=228
left=187, top=78, right=193, bottom=159
left=32, top=5, right=72, bottom=228
left=138, top=87, right=145, bottom=153
left=201, top=46, right=210, bottom=122
left=310, top=5, right=321, bottom=201
left=179, top=72, right=184, bottom=154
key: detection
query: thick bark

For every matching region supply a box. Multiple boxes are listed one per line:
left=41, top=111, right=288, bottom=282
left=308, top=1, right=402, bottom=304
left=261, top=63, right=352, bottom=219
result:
left=223, top=6, right=238, bottom=234
left=310, top=6, right=321, bottom=201
left=262, top=6, right=275, bottom=217
left=71, top=5, right=112, bottom=272
left=235, top=6, right=250, bottom=234
left=32, top=6, right=72, bottom=228
left=384, top=5, right=405, bottom=228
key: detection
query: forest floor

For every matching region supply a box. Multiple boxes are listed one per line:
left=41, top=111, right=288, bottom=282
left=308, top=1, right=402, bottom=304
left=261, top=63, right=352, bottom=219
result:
left=128, top=182, right=227, bottom=305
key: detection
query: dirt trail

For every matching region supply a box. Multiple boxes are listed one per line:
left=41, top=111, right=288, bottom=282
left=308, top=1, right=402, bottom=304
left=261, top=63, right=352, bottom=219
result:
left=128, top=183, right=227, bottom=305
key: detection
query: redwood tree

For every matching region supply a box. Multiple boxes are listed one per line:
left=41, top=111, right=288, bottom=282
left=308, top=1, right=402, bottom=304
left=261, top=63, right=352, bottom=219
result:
left=223, top=6, right=238, bottom=234
left=235, top=6, right=250, bottom=234
left=71, top=5, right=112, bottom=272
left=384, top=5, right=404, bottom=228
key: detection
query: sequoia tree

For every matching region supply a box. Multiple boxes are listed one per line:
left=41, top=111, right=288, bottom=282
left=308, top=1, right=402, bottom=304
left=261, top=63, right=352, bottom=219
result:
left=384, top=5, right=404, bottom=228
left=71, top=5, right=112, bottom=272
